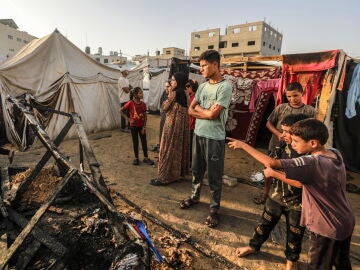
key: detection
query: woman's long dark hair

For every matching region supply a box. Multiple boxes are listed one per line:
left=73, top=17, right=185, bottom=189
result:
left=172, top=72, right=188, bottom=107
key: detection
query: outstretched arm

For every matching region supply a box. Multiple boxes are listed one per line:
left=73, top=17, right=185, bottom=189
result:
left=263, top=167, right=302, bottom=188
left=227, top=137, right=282, bottom=169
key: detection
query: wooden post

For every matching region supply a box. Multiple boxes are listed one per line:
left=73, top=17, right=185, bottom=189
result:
left=72, top=114, right=110, bottom=200
left=7, top=208, right=67, bottom=256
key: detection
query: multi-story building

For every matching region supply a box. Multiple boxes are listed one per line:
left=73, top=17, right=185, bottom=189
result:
left=0, top=19, right=37, bottom=62
left=190, top=21, right=282, bottom=60
left=85, top=47, right=127, bottom=65
left=159, top=47, right=186, bottom=59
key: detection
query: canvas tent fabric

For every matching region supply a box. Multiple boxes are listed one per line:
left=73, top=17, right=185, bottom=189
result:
left=0, top=30, right=122, bottom=150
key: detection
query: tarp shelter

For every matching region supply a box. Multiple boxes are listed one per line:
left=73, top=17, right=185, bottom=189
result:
left=0, top=30, right=123, bottom=150
left=222, top=51, right=360, bottom=172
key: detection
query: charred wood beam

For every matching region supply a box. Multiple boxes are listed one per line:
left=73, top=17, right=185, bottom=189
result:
left=7, top=96, right=71, bottom=168
left=72, top=114, right=110, bottom=201
left=15, top=238, right=41, bottom=270
left=0, top=168, right=76, bottom=270
left=1, top=168, right=11, bottom=203
left=0, top=233, right=7, bottom=270
left=13, top=118, right=74, bottom=204
left=24, top=101, right=73, bottom=117
left=7, top=208, right=67, bottom=256
left=0, top=194, right=8, bottom=218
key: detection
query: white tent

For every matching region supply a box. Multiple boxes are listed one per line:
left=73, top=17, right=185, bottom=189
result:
left=0, top=30, right=122, bottom=149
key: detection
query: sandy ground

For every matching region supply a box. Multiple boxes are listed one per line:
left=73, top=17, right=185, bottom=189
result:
left=2, top=114, right=360, bottom=270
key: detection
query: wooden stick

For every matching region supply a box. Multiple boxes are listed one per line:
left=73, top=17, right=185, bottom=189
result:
left=0, top=169, right=76, bottom=270
left=7, top=208, right=67, bottom=256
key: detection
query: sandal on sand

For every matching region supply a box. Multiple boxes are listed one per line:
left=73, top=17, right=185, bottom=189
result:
left=179, top=198, right=199, bottom=209
left=205, top=211, right=219, bottom=228
left=150, top=179, right=168, bottom=186
left=253, top=193, right=267, bottom=205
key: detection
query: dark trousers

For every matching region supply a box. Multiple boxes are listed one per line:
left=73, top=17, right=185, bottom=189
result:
left=0, top=147, right=10, bottom=155
left=308, top=233, right=352, bottom=270
left=130, top=126, right=148, bottom=159
left=191, top=134, right=225, bottom=211
left=189, top=129, right=194, bottom=165
left=120, top=102, right=130, bottom=129
left=249, top=198, right=305, bottom=262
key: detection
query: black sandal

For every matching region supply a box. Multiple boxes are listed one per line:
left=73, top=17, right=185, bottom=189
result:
left=205, top=211, right=219, bottom=228
left=150, top=179, right=168, bottom=186
left=253, top=193, right=267, bottom=205
left=179, top=198, right=199, bottom=209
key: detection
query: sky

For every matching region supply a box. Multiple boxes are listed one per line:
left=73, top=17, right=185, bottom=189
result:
left=1, top=0, right=360, bottom=58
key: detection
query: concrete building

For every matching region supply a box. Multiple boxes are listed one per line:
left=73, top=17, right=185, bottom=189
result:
left=0, top=19, right=37, bottom=62
left=159, top=47, right=185, bottom=59
left=190, top=21, right=282, bottom=60
left=85, top=47, right=127, bottom=65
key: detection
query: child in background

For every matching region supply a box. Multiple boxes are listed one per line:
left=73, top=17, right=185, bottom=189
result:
left=252, top=82, right=315, bottom=204
left=185, top=79, right=198, bottom=164
left=266, top=82, right=315, bottom=154
left=229, top=119, right=355, bottom=270
left=227, top=113, right=309, bottom=270
left=119, top=87, right=154, bottom=166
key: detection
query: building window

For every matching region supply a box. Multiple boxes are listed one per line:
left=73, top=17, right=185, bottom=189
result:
left=269, top=44, right=272, bottom=49
left=233, top=28, right=240, bottom=34
left=194, top=34, right=200, bottom=39
left=166, top=50, right=171, bottom=54
left=208, top=32, right=215, bottom=37
left=278, top=49, right=280, bottom=52
left=248, top=26, right=257, bottom=31
left=231, top=42, right=239, bottom=47
left=263, top=41, right=266, bottom=46
left=194, top=47, right=200, bottom=51
left=248, top=41, right=255, bottom=46
left=9, top=48, right=15, bottom=52
left=208, top=45, right=214, bottom=49
left=104, top=59, right=108, bottom=63
left=95, top=58, right=100, bottom=62
left=17, top=37, right=22, bottom=42
left=274, top=33, right=277, bottom=38
left=8, top=35, right=13, bottom=40
left=219, top=41, right=227, bottom=49
left=270, top=30, right=273, bottom=36
left=23, top=40, right=28, bottom=44
left=264, top=27, right=267, bottom=32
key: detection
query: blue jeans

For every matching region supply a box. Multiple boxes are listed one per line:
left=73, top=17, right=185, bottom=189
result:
left=190, top=134, right=225, bottom=211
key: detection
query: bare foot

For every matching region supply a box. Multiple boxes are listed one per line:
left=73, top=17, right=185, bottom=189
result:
left=285, top=260, right=298, bottom=270
left=235, top=246, right=256, bottom=257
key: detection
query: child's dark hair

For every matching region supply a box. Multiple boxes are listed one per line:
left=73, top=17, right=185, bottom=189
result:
left=130, top=87, right=142, bottom=100
left=286, top=82, right=303, bottom=93
left=185, top=79, right=199, bottom=92
left=290, top=119, right=328, bottom=145
left=281, top=114, right=310, bottom=127
left=198, top=50, right=220, bottom=67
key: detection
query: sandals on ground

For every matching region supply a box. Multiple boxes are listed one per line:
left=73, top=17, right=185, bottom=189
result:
left=205, top=211, right=219, bottom=228
left=179, top=198, right=199, bottom=209
left=150, top=179, right=168, bottom=186
left=252, top=193, right=267, bottom=205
